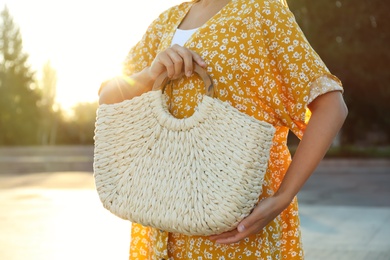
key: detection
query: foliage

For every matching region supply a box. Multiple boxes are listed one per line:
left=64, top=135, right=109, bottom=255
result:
left=38, top=60, right=58, bottom=145
left=63, top=102, right=98, bottom=145
left=289, top=143, right=390, bottom=158
left=287, top=0, right=390, bottom=144
left=1, top=2, right=389, bottom=147
left=0, top=7, right=97, bottom=146
left=325, top=146, right=390, bottom=158
left=0, top=7, right=41, bottom=145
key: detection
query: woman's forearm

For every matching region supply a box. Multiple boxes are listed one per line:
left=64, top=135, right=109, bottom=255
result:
left=99, top=67, right=154, bottom=105
left=275, top=91, right=348, bottom=202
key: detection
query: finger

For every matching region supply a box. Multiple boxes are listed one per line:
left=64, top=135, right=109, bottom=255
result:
left=236, top=206, right=265, bottom=234
left=153, top=53, right=175, bottom=79
left=209, top=229, right=238, bottom=241
left=178, top=50, right=194, bottom=77
left=172, top=45, right=206, bottom=74
left=171, top=44, right=193, bottom=77
left=190, top=50, right=207, bottom=68
left=214, top=230, right=250, bottom=244
left=212, top=211, right=265, bottom=244
left=165, top=47, right=184, bottom=79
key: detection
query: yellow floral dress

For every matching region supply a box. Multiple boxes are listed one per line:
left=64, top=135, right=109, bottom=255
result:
left=123, top=0, right=343, bottom=259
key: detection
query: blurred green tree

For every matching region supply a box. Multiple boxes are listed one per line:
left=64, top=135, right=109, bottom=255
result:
left=38, top=60, right=58, bottom=145
left=0, top=6, right=41, bottom=145
left=288, top=0, right=390, bottom=144
left=66, top=102, right=98, bottom=145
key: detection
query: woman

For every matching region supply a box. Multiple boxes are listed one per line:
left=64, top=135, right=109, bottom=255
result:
left=99, top=0, right=348, bottom=259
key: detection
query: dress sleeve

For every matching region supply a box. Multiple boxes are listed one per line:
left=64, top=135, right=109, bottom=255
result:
left=259, top=1, right=343, bottom=138
left=122, top=10, right=170, bottom=76
left=98, top=9, right=169, bottom=95
left=98, top=14, right=162, bottom=95
left=307, top=75, right=343, bottom=105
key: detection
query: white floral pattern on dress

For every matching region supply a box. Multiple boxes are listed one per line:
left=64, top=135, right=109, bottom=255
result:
left=308, top=76, right=343, bottom=104
left=122, top=0, right=343, bottom=259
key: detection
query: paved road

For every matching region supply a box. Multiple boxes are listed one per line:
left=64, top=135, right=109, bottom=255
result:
left=0, top=160, right=389, bottom=260
left=299, top=160, right=390, bottom=260
left=0, top=172, right=131, bottom=260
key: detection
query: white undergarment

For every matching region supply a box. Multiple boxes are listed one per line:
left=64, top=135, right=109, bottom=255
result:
left=171, top=28, right=199, bottom=46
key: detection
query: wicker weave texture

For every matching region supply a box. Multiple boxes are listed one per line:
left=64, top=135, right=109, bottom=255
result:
left=94, top=91, right=275, bottom=236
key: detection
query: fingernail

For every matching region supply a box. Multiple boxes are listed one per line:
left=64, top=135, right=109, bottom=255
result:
left=238, top=224, right=245, bottom=232
left=186, top=71, right=192, bottom=77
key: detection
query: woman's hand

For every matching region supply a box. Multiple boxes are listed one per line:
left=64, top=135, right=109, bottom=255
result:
left=209, top=194, right=292, bottom=244
left=99, top=45, right=206, bottom=105
left=210, top=91, right=347, bottom=244
left=148, top=44, right=206, bottom=80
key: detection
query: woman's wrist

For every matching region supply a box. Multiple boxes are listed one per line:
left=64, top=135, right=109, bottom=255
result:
left=117, top=67, right=155, bottom=93
left=119, top=74, right=135, bottom=87
left=98, top=67, right=156, bottom=105
left=136, top=67, right=155, bottom=90
left=273, top=187, right=296, bottom=209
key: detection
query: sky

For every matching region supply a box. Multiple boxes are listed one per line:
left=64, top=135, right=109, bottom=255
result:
left=0, top=0, right=183, bottom=111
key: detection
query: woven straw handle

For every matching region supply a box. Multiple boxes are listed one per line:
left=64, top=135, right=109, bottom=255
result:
left=152, top=64, right=214, bottom=97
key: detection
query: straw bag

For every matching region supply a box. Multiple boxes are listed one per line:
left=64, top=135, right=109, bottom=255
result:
left=93, top=65, right=275, bottom=236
